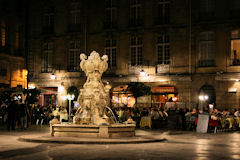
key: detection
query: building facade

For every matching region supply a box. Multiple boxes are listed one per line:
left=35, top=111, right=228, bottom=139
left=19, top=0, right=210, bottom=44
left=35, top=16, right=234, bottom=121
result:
left=27, top=0, right=240, bottom=110
left=0, top=0, right=27, bottom=91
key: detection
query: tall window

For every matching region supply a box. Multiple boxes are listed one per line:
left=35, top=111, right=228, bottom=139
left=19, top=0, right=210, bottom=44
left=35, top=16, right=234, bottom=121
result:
left=157, top=34, right=170, bottom=64
left=199, top=0, right=215, bottom=14
left=231, top=29, right=240, bottom=66
left=130, top=0, right=142, bottom=26
left=105, top=39, right=116, bottom=67
left=105, top=0, right=116, bottom=28
left=199, top=32, right=215, bottom=67
left=68, top=41, right=80, bottom=72
left=156, top=0, right=170, bottom=24
left=42, top=42, right=53, bottom=73
left=1, top=21, right=6, bottom=47
left=43, top=7, right=54, bottom=34
left=69, top=0, right=81, bottom=32
left=130, top=36, right=142, bottom=65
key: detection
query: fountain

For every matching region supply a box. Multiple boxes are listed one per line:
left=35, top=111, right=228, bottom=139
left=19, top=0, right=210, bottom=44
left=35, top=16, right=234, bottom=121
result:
left=50, top=51, right=135, bottom=138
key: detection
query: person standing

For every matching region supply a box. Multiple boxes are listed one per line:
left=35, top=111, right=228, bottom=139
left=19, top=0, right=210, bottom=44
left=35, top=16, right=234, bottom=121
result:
left=19, top=101, right=27, bottom=130
left=7, top=100, right=17, bottom=131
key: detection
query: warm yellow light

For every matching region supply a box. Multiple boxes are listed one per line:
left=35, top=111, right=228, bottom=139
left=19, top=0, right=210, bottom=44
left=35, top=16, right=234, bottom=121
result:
left=67, top=94, right=75, bottom=100
left=58, top=85, right=64, bottom=93
left=50, top=73, right=55, bottom=79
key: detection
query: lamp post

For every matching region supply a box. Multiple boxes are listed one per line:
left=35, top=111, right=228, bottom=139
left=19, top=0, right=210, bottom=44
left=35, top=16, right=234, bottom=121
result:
left=67, top=94, right=75, bottom=122
left=199, top=95, right=208, bottom=111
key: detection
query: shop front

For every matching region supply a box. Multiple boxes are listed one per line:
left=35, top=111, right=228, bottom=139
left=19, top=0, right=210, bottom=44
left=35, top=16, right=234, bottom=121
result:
left=111, top=85, right=136, bottom=107
left=151, top=86, right=178, bottom=108
left=39, top=87, right=58, bottom=106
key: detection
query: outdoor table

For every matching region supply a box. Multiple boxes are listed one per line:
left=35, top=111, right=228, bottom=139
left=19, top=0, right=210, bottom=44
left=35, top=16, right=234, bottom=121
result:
left=140, top=116, right=152, bottom=128
left=195, top=118, right=219, bottom=127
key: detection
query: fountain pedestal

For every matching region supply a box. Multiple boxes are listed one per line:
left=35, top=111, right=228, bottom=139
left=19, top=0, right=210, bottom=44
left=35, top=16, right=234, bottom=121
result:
left=50, top=124, right=135, bottom=138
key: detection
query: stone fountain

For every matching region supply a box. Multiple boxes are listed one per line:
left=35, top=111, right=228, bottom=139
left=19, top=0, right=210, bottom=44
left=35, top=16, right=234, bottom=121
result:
left=50, top=51, right=135, bottom=138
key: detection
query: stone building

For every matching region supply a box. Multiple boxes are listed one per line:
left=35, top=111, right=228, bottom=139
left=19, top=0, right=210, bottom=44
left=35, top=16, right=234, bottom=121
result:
left=27, top=0, right=240, bottom=110
left=0, top=0, right=27, bottom=91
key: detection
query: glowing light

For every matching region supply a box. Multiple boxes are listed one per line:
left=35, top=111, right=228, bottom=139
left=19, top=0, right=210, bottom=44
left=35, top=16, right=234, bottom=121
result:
left=58, top=85, right=64, bottom=93
left=140, top=69, right=147, bottom=77
left=199, top=95, right=204, bottom=101
left=50, top=73, right=55, bottom=79
left=61, top=96, right=67, bottom=100
left=204, top=95, right=208, bottom=100
left=29, top=85, right=35, bottom=89
left=236, top=79, right=239, bottom=82
left=67, top=94, right=75, bottom=100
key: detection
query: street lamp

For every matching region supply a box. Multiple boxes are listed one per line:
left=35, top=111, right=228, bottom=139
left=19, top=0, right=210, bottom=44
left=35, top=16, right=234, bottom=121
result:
left=67, top=94, right=75, bottom=122
left=50, top=73, right=55, bottom=80
left=199, top=94, right=208, bottom=111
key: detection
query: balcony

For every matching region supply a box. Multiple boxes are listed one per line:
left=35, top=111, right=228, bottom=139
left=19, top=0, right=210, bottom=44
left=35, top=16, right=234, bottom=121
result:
left=156, top=64, right=170, bottom=74
left=67, top=65, right=80, bottom=72
left=198, top=60, right=216, bottom=67
left=41, top=67, right=53, bottom=73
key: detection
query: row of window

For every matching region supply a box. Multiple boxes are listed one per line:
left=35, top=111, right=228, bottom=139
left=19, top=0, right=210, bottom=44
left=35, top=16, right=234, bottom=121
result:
left=43, top=0, right=171, bottom=33
left=41, top=35, right=170, bottom=72
left=41, top=29, right=240, bottom=73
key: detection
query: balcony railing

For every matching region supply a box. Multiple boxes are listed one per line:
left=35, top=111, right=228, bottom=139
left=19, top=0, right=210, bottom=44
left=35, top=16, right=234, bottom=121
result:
left=156, top=64, right=170, bottom=74
left=67, top=65, right=80, bottom=72
left=41, top=67, right=53, bottom=73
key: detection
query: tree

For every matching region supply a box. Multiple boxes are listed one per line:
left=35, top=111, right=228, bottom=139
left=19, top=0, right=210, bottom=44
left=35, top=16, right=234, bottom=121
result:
left=127, top=82, right=151, bottom=106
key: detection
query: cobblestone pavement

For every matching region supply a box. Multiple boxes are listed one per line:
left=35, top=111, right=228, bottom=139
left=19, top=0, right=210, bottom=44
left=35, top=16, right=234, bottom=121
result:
left=0, top=125, right=240, bottom=160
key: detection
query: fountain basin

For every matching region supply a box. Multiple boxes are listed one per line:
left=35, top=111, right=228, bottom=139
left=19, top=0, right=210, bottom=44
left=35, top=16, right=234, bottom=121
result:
left=50, top=123, right=135, bottom=138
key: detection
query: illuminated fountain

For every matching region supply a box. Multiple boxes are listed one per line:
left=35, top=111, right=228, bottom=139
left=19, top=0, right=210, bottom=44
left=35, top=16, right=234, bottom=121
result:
left=50, top=51, right=135, bottom=138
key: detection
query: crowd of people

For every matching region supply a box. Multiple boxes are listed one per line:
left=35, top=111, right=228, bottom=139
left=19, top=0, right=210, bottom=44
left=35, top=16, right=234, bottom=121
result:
left=109, top=105, right=240, bottom=131
left=0, top=99, right=71, bottom=131
left=1, top=99, right=240, bottom=132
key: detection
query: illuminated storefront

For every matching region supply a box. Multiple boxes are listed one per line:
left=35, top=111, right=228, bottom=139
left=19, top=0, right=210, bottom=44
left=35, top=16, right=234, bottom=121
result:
left=112, top=85, right=136, bottom=107
left=39, top=87, right=58, bottom=106
left=151, top=86, right=178, bottom=107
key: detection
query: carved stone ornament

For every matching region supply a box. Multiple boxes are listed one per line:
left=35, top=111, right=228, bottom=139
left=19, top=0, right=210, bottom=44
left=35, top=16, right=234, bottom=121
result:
left=73, top=51, right=112, bottom=125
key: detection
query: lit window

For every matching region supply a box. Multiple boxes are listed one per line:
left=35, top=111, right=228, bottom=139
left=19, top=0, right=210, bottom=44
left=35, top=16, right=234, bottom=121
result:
left=231, top=29, right=240, bottom=66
